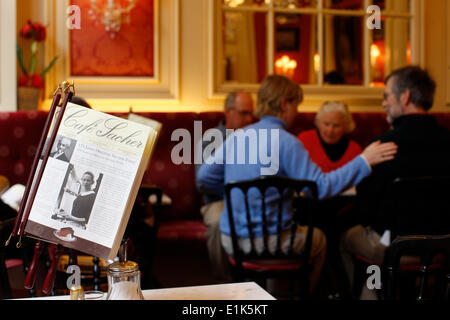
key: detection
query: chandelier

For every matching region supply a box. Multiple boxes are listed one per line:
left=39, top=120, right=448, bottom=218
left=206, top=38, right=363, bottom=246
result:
left=275, top=55, right=297, bottom=79
left=88, top=0, right=136, bottom=39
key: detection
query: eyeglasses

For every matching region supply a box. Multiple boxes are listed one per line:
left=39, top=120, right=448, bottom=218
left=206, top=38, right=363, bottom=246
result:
left=230, top=108, right=253, bottom=117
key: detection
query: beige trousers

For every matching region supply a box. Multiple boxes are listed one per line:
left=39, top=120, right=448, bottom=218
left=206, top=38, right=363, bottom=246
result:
left=200, top=200, right=232, bottom=280
left=221, top=226, right=327, bottom=292
left=340, top=224, right=387, bottom=300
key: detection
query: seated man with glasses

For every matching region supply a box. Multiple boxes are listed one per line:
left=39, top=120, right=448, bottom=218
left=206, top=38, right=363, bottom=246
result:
left=341, top=66, right=450, bottom=299
left=195, top=91, right=255, bottom=281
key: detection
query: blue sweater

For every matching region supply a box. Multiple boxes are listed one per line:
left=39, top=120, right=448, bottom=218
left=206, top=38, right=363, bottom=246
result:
left=197, top=116, right=371, bottom=237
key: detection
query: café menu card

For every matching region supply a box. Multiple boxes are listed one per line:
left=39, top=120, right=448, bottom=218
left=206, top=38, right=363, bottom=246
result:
left=15, top=103, right=160, bottom=260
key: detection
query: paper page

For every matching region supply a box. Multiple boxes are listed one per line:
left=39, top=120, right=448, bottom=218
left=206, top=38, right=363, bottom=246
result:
left=25, top=103, right=151, bottom=259
left=379, top=229, right=391, bottom=247
left=0, top=184, right=25, bottom=211
left=128, top=113, right=162, bottom=133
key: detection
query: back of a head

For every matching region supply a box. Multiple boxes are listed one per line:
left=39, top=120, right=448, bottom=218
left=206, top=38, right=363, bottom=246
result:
left=256, top=75, right=303, bottom=118
left=324, top=71, right=345, bottom=85
left=71, top=96, right=92, bottom=109
left=385, top=66, right=436, bottom=111
left=224, top=92, right=238, bottom=111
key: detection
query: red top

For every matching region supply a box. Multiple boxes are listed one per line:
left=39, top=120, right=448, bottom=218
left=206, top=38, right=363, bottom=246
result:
left=298, top=129, right=362, bottom=173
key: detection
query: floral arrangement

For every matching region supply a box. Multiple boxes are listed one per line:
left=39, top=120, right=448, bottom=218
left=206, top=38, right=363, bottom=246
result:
left=17, top=20, right=58, bottom=89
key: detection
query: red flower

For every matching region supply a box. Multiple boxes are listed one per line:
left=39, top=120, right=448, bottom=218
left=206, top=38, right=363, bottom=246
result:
left=31, top=74, right=43, bottom=88
left=19, top=75, right=31, bottom=86
left=32, top=22, right=46, bottom=41
left=17, top=20, right=57, bottom=89
left=20, top=20, right=34, bottom=39
left=20, top=20, right=46, bottom=42
left=18, top=74, right=43, bottom=88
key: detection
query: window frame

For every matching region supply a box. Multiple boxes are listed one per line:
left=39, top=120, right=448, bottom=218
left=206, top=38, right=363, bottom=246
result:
left=447, top=1, right=450, bottom=106
left=208, top=0, right=424, bottom=109
left=0, top=0, right=17, bottom=111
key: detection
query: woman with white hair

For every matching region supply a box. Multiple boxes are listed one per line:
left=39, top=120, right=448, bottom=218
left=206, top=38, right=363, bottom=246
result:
left=298, top=101, right=363, bottom=297
left=298, top=101, right=362, bottom=173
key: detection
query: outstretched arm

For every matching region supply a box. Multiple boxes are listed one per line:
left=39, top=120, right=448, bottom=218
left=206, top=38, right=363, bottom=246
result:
left=360, top=140, right=398, bottom=167
left=283, top=136, right=398, bottom=200
left=69, top=167, right=79, bottom=182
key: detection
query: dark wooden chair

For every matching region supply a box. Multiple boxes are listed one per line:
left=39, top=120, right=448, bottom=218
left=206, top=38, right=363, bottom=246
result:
left=224, top=176, right=317, bottom=299
left=352, top=176, right=450, bottom=299
left=382, top=234, right=450, bottom=300
left=385, top=176, right=450, bottom=239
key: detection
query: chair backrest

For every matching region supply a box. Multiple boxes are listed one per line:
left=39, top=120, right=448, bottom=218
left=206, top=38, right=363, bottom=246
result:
left=384, top=176, right=450, bottom=238
left=224, top=176, right=317, bottom=270
left=383, top=234, right=450, bottom=300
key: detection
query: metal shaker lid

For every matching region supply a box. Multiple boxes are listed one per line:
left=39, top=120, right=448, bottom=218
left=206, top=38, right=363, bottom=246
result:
left=107, top=260, right=139, bottom=274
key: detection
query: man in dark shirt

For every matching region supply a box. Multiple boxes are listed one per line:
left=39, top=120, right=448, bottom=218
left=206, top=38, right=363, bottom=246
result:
left=195, top=91, right=254, bottom=280
left=341, top=66, right=450, bottom=298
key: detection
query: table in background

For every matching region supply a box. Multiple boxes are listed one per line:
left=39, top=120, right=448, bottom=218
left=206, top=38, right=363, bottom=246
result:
left=15, top=282, right=276, bottom=300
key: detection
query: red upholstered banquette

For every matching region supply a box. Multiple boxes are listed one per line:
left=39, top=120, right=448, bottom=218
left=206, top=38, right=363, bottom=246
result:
left=1, top=110, right=450, bottom=241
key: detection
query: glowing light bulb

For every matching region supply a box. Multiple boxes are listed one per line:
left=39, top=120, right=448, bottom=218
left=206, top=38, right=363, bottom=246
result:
left=370, top=43, right=381, bottom=66
left=275, top=55, right=298, bottom=78
left=225, top=0, right=245, bottom=7
left=314, top=53, right=320, bottom=73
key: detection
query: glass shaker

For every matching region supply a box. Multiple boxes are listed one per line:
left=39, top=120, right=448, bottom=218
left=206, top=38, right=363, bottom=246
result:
left=105, top=260, right=144, bottom=300
left=106, top=240, right=144, bottom=300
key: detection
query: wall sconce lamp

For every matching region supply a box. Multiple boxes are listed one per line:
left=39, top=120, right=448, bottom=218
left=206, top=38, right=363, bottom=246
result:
left=89, top=0, right=136, bottom=39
